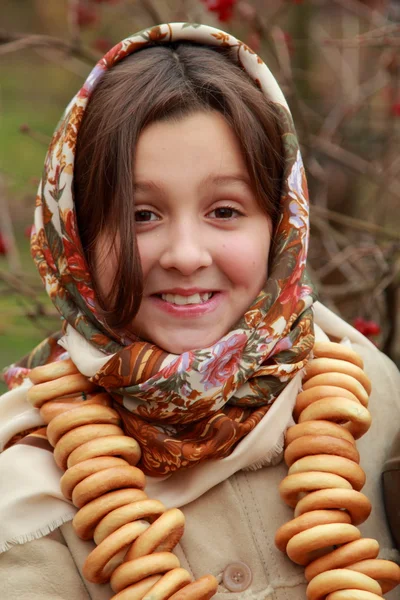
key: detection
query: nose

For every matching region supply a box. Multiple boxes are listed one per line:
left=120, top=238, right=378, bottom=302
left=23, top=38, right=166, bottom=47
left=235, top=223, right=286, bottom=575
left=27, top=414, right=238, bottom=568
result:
left=159, top=220, right=212, bottom=275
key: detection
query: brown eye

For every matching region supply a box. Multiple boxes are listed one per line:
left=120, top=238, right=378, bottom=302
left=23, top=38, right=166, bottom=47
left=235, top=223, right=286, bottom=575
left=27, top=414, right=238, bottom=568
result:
left=208, top=206, right=241, bottom=219
left=135, top=210, right=157, bottom=222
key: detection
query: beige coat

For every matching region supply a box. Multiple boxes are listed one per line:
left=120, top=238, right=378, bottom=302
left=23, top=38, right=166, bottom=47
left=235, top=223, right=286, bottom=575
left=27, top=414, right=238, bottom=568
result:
left=1, top=342, right=400, bottom=600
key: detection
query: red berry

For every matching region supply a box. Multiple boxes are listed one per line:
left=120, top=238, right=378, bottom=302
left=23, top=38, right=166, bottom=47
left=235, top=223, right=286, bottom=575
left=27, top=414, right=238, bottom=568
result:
left=364, top=321, right=381, bottom=337
left=391, top=102, right=400, bottom=117
left=203, top=0, right=236, bottom=22
left=353, top=317, right=368, bottom=335
left=283, top=31, right=294, bottom=55
left=74, top=4, right=98, bottom=28
left=24, top=225, right=34, bottom=239
left=0, top=233, right=7, bottom=256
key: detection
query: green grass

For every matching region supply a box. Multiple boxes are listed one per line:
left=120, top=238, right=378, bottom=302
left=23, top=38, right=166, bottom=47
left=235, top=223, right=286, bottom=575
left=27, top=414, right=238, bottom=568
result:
left=0, top=57, right=85, bottom=393
left=0, top=236, right=58, bottom=395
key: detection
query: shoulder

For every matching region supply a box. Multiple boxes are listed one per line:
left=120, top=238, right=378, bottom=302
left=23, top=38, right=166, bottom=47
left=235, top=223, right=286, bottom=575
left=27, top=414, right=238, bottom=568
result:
left=353, top=342, right=400, bottom=413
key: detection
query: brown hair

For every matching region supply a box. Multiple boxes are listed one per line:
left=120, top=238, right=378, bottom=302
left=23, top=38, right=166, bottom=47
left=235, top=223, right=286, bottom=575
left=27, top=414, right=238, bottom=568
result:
left=74, top=42, right=284, bottom=329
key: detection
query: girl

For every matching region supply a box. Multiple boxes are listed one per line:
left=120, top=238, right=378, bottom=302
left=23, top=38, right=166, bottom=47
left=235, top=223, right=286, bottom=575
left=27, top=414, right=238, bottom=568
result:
left=0, top=22, right=399, bottom=600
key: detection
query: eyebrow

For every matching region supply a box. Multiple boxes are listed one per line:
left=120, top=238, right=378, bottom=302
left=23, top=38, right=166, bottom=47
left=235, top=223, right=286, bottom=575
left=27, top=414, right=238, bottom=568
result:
left=133, top=174, right=253, bottom=193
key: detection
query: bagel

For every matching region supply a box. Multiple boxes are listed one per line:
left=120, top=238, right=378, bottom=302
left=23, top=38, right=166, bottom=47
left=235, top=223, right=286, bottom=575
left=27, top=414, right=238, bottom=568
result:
left=285, top=422, right=355, bottom=446
left=73, top=489, right=148, bottom=540
left=306, top=569, right=382, bottom=600
left=294, top=386, right=360, bottom=421
left=284, top=435, right=360, bottom=468
left=298, top=397, right=372, bottom=439
left=325, top=591, right=383, bottom=600
left=305, top=539, right=380, bottom=582
left=279, top=472, right=352, bottom=508
left=347, top=559, right=400, bottom=594
left=47, top=404, right=120, bottom=447
left=286, top=523, right=361, bottom=566
left=111, top=574, right=162, bottom=600
left=288, top=455, right=366, bottom=491
left=125, top=567, right=192, bottom=600
left=67, top=435, right=141, bottom=468
left=294, top=489, right=371, bottom=526
left=312, top=342, right=364, bottom=369
left=61, top=456, right=128, bottom=500
left=29, top=359, right=79, bottom=384
left=54, top=424, right=123, bottom=470
left=110, top=552, right=181, bottom=593
left=83, top=521, right=152, bottom=583
left=303, top=358, right=371, bottom=395
left=27, top=373, right=98, bottom=408
left=168, top=575, right=219, bottom=600
left=275, top=510, right=352, bottom=554
left=94, top=499, right=166, bottom=544
left=302, top=373, right=369, bottom=407
left=40, top=393, right=112, bottom=424
left=72, top=465, right=146, bottom=508
left=126, top=508, right=186, bottom=560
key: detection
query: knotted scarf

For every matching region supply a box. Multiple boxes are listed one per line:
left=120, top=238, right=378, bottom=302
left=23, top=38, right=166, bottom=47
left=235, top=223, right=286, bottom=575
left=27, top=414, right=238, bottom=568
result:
left=5, top=23, right=316, bottom=476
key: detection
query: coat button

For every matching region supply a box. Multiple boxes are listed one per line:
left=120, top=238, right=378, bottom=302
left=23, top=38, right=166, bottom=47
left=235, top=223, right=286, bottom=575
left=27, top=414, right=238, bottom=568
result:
left=222, top=561, right=253, bottom=592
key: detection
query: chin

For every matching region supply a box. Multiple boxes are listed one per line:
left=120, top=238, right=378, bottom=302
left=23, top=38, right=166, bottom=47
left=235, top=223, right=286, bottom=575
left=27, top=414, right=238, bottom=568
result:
left=157, top=332, right=223, bottom=354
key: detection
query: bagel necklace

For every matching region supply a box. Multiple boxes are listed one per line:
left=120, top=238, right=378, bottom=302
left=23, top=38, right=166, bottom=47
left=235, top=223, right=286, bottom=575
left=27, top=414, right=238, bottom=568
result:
left=26, top=340, right=400, bottom=599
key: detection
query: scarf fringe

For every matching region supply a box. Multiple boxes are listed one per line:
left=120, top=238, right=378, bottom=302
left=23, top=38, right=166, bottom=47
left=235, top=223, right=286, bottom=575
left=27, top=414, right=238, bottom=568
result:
left=0, top=511, right=76, bottom=554
left=242, top=431, right=286, bottom=471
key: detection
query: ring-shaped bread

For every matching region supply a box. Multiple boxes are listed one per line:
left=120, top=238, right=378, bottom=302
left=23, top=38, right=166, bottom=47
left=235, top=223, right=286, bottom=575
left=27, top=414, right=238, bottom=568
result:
left=47, top=404, right=120, bottom=446
left=54, top=424, right=123, bottom=470
left=61, top=456, right=128, bottom=499
left=326, top=592, right=383, bottom=600
left=275, top=509, right=352, bottom=553
left=305, top=538, right=380, bottom=582
left=294, top=489, right=371, bottom=525
left=302, top=373, right=369, bottom=407
left=284, top=435, right=360, bottom=468
left=294, top=386, right=360, bottom=421
left=279, top=472, right=352, bottom=508
left=132, top=567, right=193, bottom=600
left=83, top=520, right=151, bottom=583
left=40, top=393, right=112, bottom=424
left=94, top=499, right=166, bottom=544
left=67, top=435, right=141, bottom=468
left=72, top=465, right=146, bottom=508
left=312, top=342, right=364, bottom=369
left=27, top=373, right=98, bottom=408
left=73, top=489, right=148, bottom=540
left=298, top=398, right=372, bottom=439
left=168, top=575, right=219, bottom=600
left=306, top=569, right=382, bottom=600
left=126, top=508, right=186, bottom=560
left=347, top=559, right=400, bottom=594
left=29, top=358, right=79, bottom=384
left=286, top=523, right=361, bottom=566
left=111, top=574, right=162, bottom=600
left=288, top=455, right=366, bottom=491
left=303, top=358, right=371, bottom=395
left=110, top=552, right=180, bottom=593
left=285, top=422, right=355, bottom=446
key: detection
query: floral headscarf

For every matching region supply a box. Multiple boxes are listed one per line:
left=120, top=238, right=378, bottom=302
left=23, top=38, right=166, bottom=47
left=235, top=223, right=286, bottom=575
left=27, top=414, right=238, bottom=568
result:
left=6, top=23, right=316, bottom=476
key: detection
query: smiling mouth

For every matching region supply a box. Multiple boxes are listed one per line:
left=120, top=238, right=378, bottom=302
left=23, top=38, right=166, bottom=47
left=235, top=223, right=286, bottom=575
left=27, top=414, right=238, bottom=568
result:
left=156, top=292, right=215, bottom=305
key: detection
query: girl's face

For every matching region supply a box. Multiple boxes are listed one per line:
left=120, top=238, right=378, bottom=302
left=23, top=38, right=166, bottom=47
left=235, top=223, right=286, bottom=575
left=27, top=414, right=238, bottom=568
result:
left=96, top=111, right=273, bottom=354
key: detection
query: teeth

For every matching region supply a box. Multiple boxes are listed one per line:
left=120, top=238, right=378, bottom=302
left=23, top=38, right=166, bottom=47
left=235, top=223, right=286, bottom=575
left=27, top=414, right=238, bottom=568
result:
left=161, top=292, right=213, bottom=305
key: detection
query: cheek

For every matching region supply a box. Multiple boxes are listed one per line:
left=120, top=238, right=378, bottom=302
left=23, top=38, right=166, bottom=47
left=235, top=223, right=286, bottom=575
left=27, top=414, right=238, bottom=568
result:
left=218, top=231, right=271, bottom=289
left=136, top=237, right=157, bottom=282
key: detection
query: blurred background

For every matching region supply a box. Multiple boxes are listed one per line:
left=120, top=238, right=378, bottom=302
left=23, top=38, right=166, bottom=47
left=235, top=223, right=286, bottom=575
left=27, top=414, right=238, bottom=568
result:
left=1, top=0, right=400, bottom=392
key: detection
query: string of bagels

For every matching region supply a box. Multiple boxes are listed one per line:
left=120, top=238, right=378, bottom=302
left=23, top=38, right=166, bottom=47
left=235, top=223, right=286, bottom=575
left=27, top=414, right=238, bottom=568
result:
left=26, top=340, right=400, bottom=599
